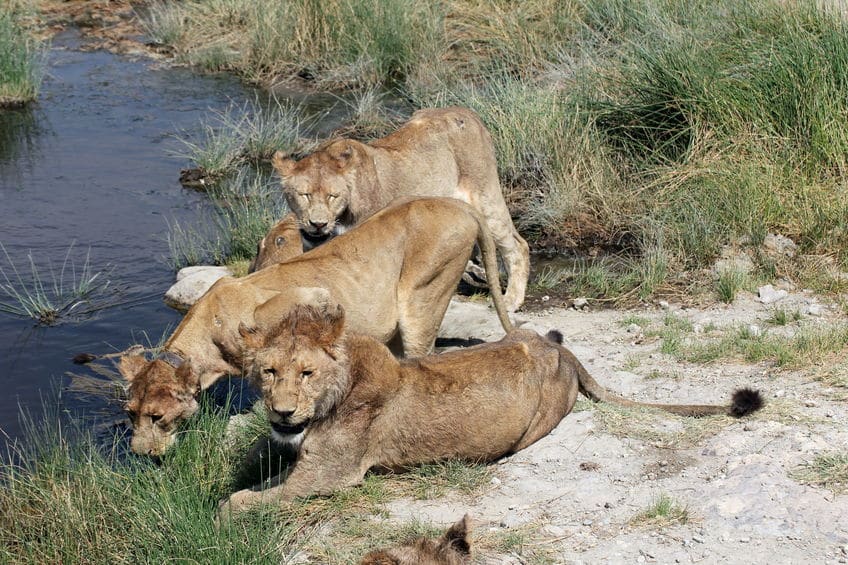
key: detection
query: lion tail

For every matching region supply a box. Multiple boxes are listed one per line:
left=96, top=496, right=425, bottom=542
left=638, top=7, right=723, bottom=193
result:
left=544, top=331, right=763, bottom=418
left=472, top=210, right=513, bottom=333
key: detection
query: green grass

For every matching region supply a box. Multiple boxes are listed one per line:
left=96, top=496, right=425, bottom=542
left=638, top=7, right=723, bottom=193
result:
left=791, top=452, right=848, bottom=494
left=630, top=493, right=689, bottom=528
left=681, top=323, right=848, bottom=367
left=144, top=0, right=848, bottom=301
left=716, top=268, right=749, bottom=304
left=0, top=6, right=47, bottom=107
left=0, top=243, right=114, bottom=325
left=166, top=169, right=288, bottom=269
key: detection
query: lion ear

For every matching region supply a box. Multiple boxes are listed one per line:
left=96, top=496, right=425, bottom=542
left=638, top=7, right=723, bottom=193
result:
left=118, top=355, right=148, bottom=383
left=438, top=515, right=471, bottom=556
left=271, top=150, right=296, bottom=177
left=329, top=141, right=356, bottom=170
left=176, top=362, right=200, bottom=394
left=319, top=302, right=346, bottom=350
left=238, top=322, right=264, bottom=351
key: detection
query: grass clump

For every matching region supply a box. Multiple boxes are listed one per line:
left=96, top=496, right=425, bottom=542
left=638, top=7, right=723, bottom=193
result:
left=716, top=268, right=749, bottom=304
left=0, top=5, right=47, bottom=107
left=399, top=459, right=492, bottom=500
left=630, top=493, right=690, bottom=528
left=791, top=452, right=848, bottom=494
left=167, top=169, right=288, bottom=269
left=0, top=243, right=114, bottom=325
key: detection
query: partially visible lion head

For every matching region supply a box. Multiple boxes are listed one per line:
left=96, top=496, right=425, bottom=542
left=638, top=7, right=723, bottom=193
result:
left=239, top=302, right=350, bottom=445
left=248, top=212, right=304, bottom=273
left=359, top=515, right=472, bottom=565
left=271, top=141, right=363, bottom=240
left=118, top=356, right=200, bottom=456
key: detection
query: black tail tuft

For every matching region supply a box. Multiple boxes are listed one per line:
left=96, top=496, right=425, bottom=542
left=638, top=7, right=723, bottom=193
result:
left=546, top=330, right=564, bottom=345
left=730, top=388, right=764, bottom=417
left=72, top=353, right=97, bottom=365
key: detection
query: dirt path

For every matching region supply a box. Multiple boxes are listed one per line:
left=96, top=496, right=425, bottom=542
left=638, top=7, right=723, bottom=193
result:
left=402, top=292, right=848, bottom=564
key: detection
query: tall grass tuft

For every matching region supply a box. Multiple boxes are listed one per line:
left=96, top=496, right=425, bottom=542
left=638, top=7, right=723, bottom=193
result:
left=167, top=169, right=288, bottom=269
left=0, top=402, right=301, bottom=563
left=0, top=243, right=113, bottom=325
left=0, top=6, right=47, bottom=107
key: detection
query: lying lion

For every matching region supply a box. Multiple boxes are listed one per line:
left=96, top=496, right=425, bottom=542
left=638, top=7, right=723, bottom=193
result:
left=272, top=106, right=530, bottom=311
left=359, top=515, right=471, bottom=565
left=217, top=302, right=763, bottom=517
left=118, top=197, right=512, bottom=456
left=247, top=212, right=303, bottom=272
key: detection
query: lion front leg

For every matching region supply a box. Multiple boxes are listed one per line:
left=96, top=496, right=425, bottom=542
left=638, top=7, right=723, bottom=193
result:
left=215, top=439, right=369, bottom=523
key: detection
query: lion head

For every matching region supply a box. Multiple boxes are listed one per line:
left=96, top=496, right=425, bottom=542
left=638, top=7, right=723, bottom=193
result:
left=248, top=212, right=304, bottom=273
left=271, top=141, right=364, bottom=241
left=359, top=515, right=472, bottom=565
left=239, top=302, right=349, bottom=446
left=118, top=356, right=200, bottom=456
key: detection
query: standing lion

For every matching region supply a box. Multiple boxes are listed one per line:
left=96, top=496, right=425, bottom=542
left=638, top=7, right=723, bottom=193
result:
left=272, top=106, right=530, bottom=311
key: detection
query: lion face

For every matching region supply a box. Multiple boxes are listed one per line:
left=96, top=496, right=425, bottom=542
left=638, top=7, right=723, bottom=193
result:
left=271, top=143, right=357, bottom=240
left=118, top=356, right=200, bottom=456
left=240, top=303, right=349, bottom=445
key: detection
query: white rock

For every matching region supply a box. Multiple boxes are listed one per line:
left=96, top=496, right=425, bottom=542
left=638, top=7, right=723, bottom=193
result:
left=747, top=324, right=762, bottom=337
left=763, top=233, right=798, bottom=257
left=806, top=303, right=824, bottom=316
left=164, top=266, right=233, bottom=311
left=658, top=300, right=670, bottom=309
left=573, top=297, right=589, bottom=309
left=758, top=284, right=788, bottom=304
left=627, top=323, right=641, bottom=334
left=490, top=477, right=502, bottom=486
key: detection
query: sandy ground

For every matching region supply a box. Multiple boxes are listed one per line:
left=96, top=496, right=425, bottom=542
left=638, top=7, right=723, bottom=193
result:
left=396, top=291, right=848, bottom=564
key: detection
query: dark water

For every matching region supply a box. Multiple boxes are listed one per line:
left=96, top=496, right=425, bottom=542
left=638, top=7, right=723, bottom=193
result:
left=0, top=31, right=260, bottom=448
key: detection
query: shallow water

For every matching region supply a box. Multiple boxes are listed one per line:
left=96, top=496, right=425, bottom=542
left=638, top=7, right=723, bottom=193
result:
left=0, top=31, right=260, bottom=448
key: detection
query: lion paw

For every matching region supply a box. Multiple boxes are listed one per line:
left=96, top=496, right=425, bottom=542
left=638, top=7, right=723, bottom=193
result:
left=214, top=489, right=261, bottom=528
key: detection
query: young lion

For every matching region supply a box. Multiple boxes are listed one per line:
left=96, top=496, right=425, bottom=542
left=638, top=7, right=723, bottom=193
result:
left=272, top=106, right=530, bottom=311
left=119, top=197, right=512, bottom=456
left=218, top=302, right=762, bottom=517
left=359, top=516, right=471, bottom=565
left=247, top=212, right=303, bottom=272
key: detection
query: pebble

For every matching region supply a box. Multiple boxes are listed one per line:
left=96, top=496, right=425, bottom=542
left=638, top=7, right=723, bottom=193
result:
left=658, top=300, right=670, bottom=309
left=747, top=324, right=762, bottom=337
left=806, top=303, right=823, bottom=316
left=804, top=400, right=818, bottom=408
left=582, top=519, right=593, bottom=526
left=627, top=323, right=641, bottom=334
left=692, top=536, right=704, bottom=544
left=541, top=295, right=550, bottom=302
left=490, top=477, right=502, bottom=486
left=573, top=297, right=589, bottom=309
left=774, top=389, right=786, bottom=398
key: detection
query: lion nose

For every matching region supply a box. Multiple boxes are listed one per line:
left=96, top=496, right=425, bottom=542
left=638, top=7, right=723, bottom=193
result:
left=309, top=221, right=327, bottom=230
left=274, top=409, right=295, bottom=420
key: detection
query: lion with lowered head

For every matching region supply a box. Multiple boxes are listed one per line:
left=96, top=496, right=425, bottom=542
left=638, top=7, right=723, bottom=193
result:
left=359, top=515, right=471, bottom=565
left=272, top=106, right=530, bottom=311
left=217, top=301, right=763, bottom=517
left=247, top=212, right=303, bottom=272
left=118, top=197, right=513, bottom=456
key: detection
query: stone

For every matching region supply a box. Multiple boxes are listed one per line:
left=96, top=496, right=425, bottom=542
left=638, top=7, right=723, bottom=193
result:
left=806, top=303, right=824, bottom=316
left=763, top=233, right=798, bottom=258
left=747, top=324, right=762, bottom=337
left=573, top=297, right=589, bottom=310
left=658, top=300, right=670, bottom=309
left=627, top=323, right=642, bottom=334
left=758, top=284, right=788, bottom=304
left=164, top=265, right=233, bottom=311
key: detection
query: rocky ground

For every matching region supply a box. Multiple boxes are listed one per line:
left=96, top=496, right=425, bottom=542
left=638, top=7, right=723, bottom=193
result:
left=404, top=290, right=848, bottom=564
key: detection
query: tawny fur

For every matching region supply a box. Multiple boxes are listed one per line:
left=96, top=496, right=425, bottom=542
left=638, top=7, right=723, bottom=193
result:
left=119, top=197, right=512, bottom=456
left=359, top=515, right=471, bottom=565
left=272, top=106, right=530, bottom=311
left=218, top=303, right=762, bottom=517
left=248, top=212, right=303, bottom=272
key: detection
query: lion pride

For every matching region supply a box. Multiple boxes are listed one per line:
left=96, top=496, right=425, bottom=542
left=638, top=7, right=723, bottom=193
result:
left=271, top=106, right=530, bottom=311
left=217, top=302, right=762, bottom=517
left=119, top=197, right=512, bottom=456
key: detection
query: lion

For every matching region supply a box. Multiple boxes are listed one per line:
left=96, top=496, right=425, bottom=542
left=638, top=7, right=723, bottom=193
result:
left=359, top=516, right=471, bottom=565
left=119, top=197, right=513, bottom=456
left=247, top=212, right=303, bottom=273
left=271, top=106, right=531, bottom=311
left=217, top=302, right=763, bottom=517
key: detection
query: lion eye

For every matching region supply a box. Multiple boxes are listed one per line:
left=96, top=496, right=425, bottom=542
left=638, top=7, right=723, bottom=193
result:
left=299, top=193, right=310, bottom=202
left=263, top=367, right=277, bottom=378
left=301, top=370, right=313, bottom=379
left=274, top=236, right=286, bottom=247
left=327, top=194, right=337, bottom=202
left=125, top=407, right=137, bottom=420
left=150, top=414, right=164, bottom=425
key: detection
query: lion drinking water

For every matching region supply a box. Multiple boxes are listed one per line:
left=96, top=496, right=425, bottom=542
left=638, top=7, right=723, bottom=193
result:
left=118, top=197, right=512, bottom=456
left=271, top=106, right=530, bottom=311
left=217, top=301, right=762, bottom=517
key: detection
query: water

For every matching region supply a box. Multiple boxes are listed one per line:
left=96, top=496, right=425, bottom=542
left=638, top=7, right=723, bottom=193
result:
left=0, top=31, right=259, bottom=447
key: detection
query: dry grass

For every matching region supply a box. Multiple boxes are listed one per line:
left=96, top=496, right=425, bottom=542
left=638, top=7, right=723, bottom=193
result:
left=791, top=452, right=848, bottom=495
